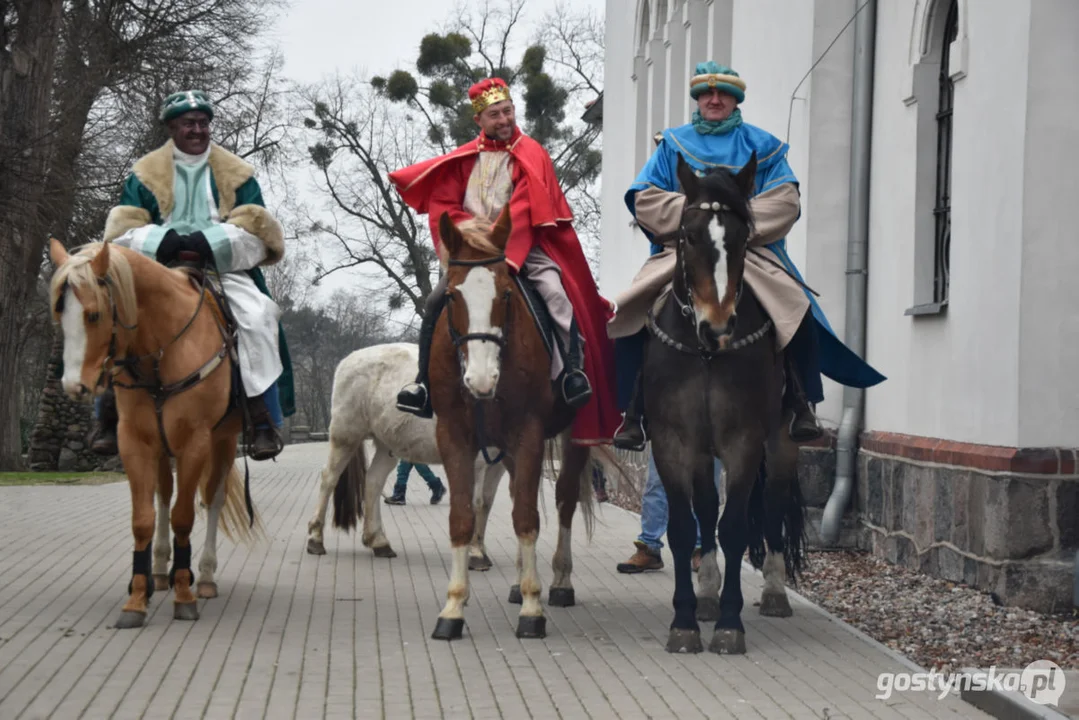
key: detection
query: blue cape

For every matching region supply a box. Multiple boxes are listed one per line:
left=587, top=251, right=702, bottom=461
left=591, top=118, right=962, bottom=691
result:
left=623, top=122, right=886, bottom=391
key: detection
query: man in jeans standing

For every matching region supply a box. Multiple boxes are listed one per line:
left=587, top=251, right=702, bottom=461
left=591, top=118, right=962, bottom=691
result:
left=385, top=460, right=446, bottom=505
left=616, top=454, right=723, bottom=573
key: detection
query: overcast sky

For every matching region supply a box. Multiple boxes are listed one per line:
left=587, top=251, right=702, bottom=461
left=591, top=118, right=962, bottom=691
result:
left=262, top=0, right=606, bottom=318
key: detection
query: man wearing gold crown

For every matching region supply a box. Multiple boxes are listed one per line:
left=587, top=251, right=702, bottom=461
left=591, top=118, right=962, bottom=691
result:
left=388, top=77, right=621, bottom=446
left=88, top=90, right=294, bottom=461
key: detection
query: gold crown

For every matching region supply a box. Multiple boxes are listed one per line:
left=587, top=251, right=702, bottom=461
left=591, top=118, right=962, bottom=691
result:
left=471, top=85, right=512, bottom=114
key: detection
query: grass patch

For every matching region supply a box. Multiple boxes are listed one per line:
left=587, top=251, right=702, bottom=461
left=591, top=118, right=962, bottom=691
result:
left=0, top=471, right=126, bottom=487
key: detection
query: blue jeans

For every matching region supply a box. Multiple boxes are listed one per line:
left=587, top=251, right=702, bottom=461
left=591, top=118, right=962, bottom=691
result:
left=393, top=461, right=442, bottom=494
left=638, top=453, right=724, bottom=552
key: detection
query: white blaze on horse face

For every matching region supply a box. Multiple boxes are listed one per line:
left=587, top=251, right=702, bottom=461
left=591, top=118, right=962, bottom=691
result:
left=709, top=216, right=729, bottom=302
left=458, top=267, right=502, bottom=398
left=60, top=287, right=89, bottom=397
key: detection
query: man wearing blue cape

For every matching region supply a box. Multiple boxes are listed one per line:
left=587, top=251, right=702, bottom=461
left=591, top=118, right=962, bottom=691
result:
left=607, top=61, right=886, bottom=453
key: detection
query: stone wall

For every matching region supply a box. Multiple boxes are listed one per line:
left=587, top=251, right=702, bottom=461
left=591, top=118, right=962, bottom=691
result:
left=798, top=430, right=1078, bottom=614
left=26, top=336, right=107, bottom=472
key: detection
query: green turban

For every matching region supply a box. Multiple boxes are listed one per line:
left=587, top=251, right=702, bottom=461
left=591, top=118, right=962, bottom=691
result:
left=689, top=62, right=746, bottom=103
left=160, top=90, right=215, bottom=124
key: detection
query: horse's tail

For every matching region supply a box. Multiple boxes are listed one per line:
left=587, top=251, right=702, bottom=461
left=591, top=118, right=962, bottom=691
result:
left=332, top=442, right=366, bottom=531
left=746, top=458, right=768, bottom=570
left=782, top=464, right=809, bottom=586
left=212, top=463, right=266, bottom=546
left=745, top=453, right=810, bottom=584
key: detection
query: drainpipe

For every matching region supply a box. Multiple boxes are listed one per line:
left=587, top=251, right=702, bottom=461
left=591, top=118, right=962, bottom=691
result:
left=820, top=0, right=876, bottom=545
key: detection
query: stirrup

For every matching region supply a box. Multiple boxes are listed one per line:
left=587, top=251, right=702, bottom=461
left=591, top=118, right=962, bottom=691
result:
left=396, top=383, right=432, bottom=417
left=613, top=413, right=647, bottom=452
left=560, top=369, right=592, bottom=408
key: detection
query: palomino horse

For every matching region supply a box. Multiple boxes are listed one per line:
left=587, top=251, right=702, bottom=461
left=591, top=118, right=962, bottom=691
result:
left=305, top=342, right=508, bottom=568
left=428, top=208, right=601, bottom=641
left=48, top=239, right=262, bottom=629
left=644, top=153, right=808, bottom=655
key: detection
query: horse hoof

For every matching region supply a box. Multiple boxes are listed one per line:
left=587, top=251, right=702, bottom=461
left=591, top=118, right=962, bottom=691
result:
left=197, top=582, right=218, bottom=599
left=306, top=538, right=326, bottom=556
left=372, top=545, right=397, bottom=559
left=759, top=592, right=793, bottom=617
left=709, top=628, right=747, bottom=655
left=173, top=602, right=200, bottom=622
left=548, top=587, right=575, bottom=607
left=665, top=628, right=703, bottom=654
left=696, top=596, right=721, bottom=622
left=507, top=585, right=522, bottom=604
left=113, top=611, right=146, bottom=629
left=515, top=616, right=546, bottom=639
left=431, top=617, right=464, bottom=640
left=468, top=554, right=492, bottom=571
left=153, top=574, right=170, bottom=592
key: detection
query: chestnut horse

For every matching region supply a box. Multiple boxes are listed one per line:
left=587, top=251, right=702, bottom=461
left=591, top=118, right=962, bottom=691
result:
left=428, top=208, right=602, bottom=641
left=48, top=239, right=262, bottom=629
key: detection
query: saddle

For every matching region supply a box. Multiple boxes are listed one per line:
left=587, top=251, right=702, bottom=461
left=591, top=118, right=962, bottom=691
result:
left=172, top=256, right=244, bottom=421
left=512, top=274, right=585, bottom=376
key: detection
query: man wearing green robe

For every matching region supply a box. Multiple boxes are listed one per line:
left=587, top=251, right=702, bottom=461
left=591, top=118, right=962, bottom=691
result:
left=89, top=90, right=294, bottom=460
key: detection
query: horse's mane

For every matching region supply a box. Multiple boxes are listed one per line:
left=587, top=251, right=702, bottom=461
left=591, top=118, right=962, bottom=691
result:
left=437, top=216, right=504, bottom=267
left=49, top=242, right=138, bottom=328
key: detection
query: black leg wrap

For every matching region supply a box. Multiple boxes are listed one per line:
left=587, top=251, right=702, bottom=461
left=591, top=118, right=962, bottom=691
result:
left=169, top=541, right=195, bottom=588
left=128, top=542, right=154, bottom=599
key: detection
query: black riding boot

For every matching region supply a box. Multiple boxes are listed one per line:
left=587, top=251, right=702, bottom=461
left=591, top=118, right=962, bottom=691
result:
left=245, top=393, right=284, bottom=461
left=784, top=354, right=823, bottom=443
left=397, top=289, right=447, bottom=419
left=613, top=368, right=647, bottom=451
left=91, top=387, right=119, bottom=456
left=557, top=318, right=592, bottom=409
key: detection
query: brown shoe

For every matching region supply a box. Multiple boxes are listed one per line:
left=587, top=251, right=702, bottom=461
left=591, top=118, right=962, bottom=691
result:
left=616, top=541, right=663, bottom=574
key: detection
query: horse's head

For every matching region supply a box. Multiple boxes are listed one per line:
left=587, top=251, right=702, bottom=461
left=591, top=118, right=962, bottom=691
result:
left=438, top=206, right=514, bottom=400
left=48, top=239, right=137, bottom=401
left=674, top=151, right=757, bottom=352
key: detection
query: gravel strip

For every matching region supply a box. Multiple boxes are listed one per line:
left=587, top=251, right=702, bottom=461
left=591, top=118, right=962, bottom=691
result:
left=595, top=471, right=1078, bottom=673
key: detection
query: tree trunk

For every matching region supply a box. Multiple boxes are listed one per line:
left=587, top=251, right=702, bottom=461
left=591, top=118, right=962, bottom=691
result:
left=0, top=0, right=65, bottom=469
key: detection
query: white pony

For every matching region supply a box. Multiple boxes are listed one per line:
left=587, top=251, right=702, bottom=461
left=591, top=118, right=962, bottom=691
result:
left=306, top=343, right=507, bottom=570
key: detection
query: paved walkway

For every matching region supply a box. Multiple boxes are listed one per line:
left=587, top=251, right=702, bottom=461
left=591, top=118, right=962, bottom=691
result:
left=0, top=442, right=991, bottom=719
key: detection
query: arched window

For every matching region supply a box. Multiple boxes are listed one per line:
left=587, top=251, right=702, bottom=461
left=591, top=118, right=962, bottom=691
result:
left=933, top=0, right=958, bottom=304
left=906, top=0, right=964, bottom=316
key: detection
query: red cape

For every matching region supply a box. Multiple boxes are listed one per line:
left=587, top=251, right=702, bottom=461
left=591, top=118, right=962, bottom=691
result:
left=389, top=130, right=621, bottom=445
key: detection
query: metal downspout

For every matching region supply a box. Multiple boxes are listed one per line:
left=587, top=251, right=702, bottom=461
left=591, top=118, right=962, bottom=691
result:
left=820, top=0, right=876, bottom=545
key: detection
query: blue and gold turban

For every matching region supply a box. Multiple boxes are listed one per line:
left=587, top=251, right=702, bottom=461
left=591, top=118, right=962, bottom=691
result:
left=160, top=90, right=215, bottom=124
left=689, top=62, right=746, bottom=103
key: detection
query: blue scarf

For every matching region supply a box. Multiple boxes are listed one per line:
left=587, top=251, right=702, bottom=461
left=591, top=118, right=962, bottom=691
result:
left=693, top=108, right=743, bottom=135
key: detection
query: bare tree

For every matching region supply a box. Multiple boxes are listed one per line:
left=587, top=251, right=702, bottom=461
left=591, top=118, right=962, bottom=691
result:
left=299, top=0, right=606, bottom=319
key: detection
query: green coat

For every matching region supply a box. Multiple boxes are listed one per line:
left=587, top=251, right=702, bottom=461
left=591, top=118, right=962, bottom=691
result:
left=103, top=141, right=296, bottom=417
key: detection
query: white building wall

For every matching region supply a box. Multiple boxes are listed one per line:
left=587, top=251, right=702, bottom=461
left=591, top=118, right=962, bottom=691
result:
left=1017, top=0, right=1079, bottom=447
left=864, top=0, right=1030, bottom=447
left=597, top=0, right=648, bottom=299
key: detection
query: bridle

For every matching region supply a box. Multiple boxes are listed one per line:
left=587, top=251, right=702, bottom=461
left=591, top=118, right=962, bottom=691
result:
left=445, top=254, right=513, bottom=353
left=57, top=261, right=233, bottom=458
left=443, top=253, right=513, bottom=465
left=647, top=199, right=773, bottom=359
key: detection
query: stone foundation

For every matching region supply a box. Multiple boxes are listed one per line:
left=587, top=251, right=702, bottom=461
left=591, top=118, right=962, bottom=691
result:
left=798, top=430, right=1078, bottom=614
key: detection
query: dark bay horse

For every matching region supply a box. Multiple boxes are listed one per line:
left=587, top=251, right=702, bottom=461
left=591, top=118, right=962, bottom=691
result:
left=645, top=152, right=808, bottom=655
left=427, top=208, right=602, bottom=641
